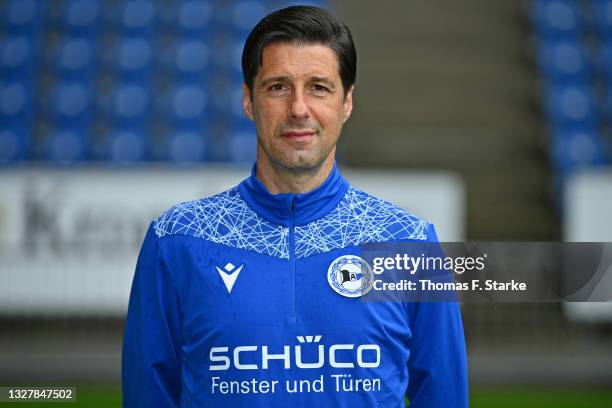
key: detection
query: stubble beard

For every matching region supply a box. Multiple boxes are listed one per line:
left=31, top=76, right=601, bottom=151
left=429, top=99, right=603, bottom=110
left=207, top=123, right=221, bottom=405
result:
left=258, top=133, right=334, bottom=176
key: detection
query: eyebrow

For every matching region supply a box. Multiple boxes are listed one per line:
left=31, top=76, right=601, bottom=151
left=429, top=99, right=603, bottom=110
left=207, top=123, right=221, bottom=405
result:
left=259, top=75, right=336, bottom=89
left=310, top=76, right=336, bottom=89
left=259, top=76, right=290, bottom=89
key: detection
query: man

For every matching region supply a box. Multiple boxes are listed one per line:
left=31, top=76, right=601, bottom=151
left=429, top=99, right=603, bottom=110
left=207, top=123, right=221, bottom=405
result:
left=122, top=5, right=468, bottom=407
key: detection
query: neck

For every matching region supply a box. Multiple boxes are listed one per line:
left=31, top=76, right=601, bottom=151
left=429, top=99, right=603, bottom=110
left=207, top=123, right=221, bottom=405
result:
left=256, top=154, right=335, bottom=194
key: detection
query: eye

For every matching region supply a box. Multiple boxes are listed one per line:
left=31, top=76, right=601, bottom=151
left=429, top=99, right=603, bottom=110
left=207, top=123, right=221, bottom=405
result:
left=268, top=83, right=287, bottom=92
left=310, top=83, right=331, bottom=96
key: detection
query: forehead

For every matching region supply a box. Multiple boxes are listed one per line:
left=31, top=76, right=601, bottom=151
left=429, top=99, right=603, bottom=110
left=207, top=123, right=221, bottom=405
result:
left=257, top=42, right=341, bottom=81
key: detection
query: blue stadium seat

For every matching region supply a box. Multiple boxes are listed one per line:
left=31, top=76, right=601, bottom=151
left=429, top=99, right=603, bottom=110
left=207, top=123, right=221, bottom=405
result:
left=222, top=2, right=268, bottom=74
left=0, top=36, right=36, bottom=80
left=167, top=130, right=207, bottom=163
left=176, top=0, right=213, bottom=37
left=537, top=39, right=589, bottom=82
left=206, top=75, right=226, bottom=115
left=532, top=0, right=581, bottom=39
left=550, top=127, right=606, bottom=208
left=44, top=128, right=89, bottom=163
left=172, top=40, right=211, bottom=80
left=551, top=128, right=606, bottom=170
left=212, top=75, right=250, bottom=126
left=231, top=1, right=268, bottom=33
left=0, top=81, right=32, bottom=124
left=113, top=37, right=154, bottom=81
left=229, top=37, right=246, bottom=76
left=167, top=83, right=208, bottom=127
left=106, top=129, right=149, bottom=163
left=544, top=83, right=598, bottom=128
left=119, top=0, right=156, bottom=36
left=109, top=83, right=150, bottom=128
left=208, top=33, right=245, bottom=78
left=55, top=37, right=96, bottom=80
left=227, top=123, right=257, bottom=162
left=230, top=84, right=248, bottom=119
left=3, top=0, right=45, bottom=37
left=0, top=125, right=29, bottom=163
left=50, top=81, right=92, bottom=127
left=207, top=74, right=244, bottom=117
left=61, top=0, right=100, bottom=36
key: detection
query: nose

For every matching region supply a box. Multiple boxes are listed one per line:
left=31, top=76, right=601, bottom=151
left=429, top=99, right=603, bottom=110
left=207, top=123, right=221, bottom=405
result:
left=288, top=89, right=309, bottom=120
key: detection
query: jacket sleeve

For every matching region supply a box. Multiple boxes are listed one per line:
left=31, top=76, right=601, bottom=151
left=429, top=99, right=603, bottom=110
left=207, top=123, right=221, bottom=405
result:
left=405, top=223, right=468, bottom=407
left=122, top=222, right=182, bottom=407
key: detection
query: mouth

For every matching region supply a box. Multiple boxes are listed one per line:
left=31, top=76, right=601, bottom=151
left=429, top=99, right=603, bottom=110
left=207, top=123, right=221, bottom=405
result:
left=281, top=130, right=317, bottom=142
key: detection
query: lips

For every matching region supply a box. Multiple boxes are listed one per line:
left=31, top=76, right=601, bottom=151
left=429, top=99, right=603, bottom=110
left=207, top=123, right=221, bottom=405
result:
left=282, top=130, right=316, bottom=138
left=281, top=130, right=318, bottom=145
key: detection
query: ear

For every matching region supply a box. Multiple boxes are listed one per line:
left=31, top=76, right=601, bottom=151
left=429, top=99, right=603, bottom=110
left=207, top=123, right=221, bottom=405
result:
left=242, top=83, right=254, bottom=121
left=343, top=85, right=354, bottom=123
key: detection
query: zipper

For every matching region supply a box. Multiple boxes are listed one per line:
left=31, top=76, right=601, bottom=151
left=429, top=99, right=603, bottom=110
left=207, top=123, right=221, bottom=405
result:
left=289, top=197, right=296, bottom=325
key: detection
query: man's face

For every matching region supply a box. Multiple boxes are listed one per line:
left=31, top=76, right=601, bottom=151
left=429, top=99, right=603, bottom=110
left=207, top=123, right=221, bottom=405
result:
left=243, top=42, right=353, bottom=172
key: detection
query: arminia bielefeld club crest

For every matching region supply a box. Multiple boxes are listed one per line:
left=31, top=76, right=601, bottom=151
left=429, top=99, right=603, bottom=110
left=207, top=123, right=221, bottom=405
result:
left=327, top=255, right=373, bottom=298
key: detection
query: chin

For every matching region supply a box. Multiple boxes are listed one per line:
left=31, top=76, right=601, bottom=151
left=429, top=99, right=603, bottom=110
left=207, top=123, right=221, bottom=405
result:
left=279, top=154, right=323, bottom=171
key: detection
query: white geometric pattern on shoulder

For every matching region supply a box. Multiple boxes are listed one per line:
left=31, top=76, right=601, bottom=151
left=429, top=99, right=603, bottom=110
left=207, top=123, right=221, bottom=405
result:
left=294, top=186, right=430, bottom=259
left=154, top=188, right=290, bottom=259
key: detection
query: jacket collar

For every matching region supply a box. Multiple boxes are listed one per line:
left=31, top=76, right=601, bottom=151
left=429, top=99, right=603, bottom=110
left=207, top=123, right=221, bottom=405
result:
left=238, top=162, right=349, bottom=227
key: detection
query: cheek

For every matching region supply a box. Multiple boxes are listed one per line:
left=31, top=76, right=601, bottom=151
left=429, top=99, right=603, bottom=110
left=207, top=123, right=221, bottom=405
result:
left=317, top=104, right=346, bottom=130
left=253, top=106, right=283, bottom=137
left=255, top=100, right=283, bottom=122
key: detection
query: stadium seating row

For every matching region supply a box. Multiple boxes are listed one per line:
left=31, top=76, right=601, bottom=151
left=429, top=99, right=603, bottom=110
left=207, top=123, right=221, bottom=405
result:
left=532, top=0, right=612, bottom=202
left=0, top=0, right=326, bottom=164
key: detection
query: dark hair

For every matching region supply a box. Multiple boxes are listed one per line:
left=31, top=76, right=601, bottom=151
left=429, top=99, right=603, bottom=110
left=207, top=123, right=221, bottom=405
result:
left=241, top=5, right=356, bottom=96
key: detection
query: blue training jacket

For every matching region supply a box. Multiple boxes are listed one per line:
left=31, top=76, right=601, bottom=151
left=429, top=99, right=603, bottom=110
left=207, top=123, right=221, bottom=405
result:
left=122, top=163, right=468, bottom=407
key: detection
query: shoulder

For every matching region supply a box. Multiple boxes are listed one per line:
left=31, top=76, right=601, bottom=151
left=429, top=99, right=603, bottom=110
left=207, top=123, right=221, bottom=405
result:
left=151, top=186, right=289, bottom=258
left=294, top=185, right=434, bottom=258
left=339, top=185, right=434, bottom=241
left=295, top=185, right=436, bottom=260
left=153, top=186, right=244, bottom=239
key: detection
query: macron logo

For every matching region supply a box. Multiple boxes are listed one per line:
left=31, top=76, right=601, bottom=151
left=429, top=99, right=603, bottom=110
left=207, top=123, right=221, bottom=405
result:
left=215, top=262, right=243, bottom=294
